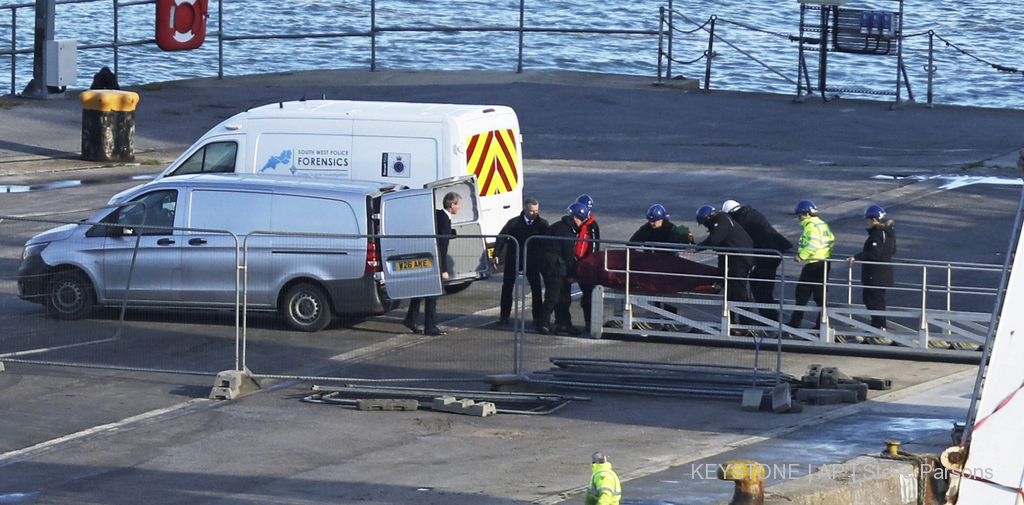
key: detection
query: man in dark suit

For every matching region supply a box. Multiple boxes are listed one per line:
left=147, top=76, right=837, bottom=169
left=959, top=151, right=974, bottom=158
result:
left=404, top=191, right=461, bottom=336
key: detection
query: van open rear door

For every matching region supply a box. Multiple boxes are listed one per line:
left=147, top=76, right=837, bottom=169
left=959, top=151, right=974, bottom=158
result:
left=379, top=189, right=443, bottom=299
left=424, top=175, right=489, bottom=286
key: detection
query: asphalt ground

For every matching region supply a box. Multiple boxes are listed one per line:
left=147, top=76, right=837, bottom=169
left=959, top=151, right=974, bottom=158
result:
left=1, top=70, right=1023, bottom=504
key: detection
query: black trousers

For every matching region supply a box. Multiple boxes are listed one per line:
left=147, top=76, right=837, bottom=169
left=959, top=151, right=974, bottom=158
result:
left=749, top=256, right=782, bottom=320
left=789, top=261, right=830, bottom=329
left=499, top=264, right=543, bottom=322
left=579, top=283, right=594, bottom=328
left=539, top=273, right=572, bottom=327
left=863, top=287, right=887, bottom=329
left=405, top=296, right=438, bottom=331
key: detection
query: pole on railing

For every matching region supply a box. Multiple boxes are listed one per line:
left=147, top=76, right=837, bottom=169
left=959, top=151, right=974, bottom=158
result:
left=9, top=7, right=16, bottom=96
left=656, top=6, right=664, bottom=85
left=722, top=252, right=731, bottom=335
left=217, top=0, right=223, bottom=78
left=624, top=247, right=632, bottom=329
left=666, top=0, right=673, bottom=80
left=919, top=267, right=929, bottom=348
left=516, top=0, right=524, bottom=73
left=703, top=16, right=715, bottom=91
left=820, top=261, right=830, bottom=342
left=946, top=264, right=953, bottom=337
left=846, top=265, right=853, bottom=304
left=370, top=0, right=377, bottom=71
left=113, top=0, right=119, bottom=76
left=926, top=31, right=935, bottom=108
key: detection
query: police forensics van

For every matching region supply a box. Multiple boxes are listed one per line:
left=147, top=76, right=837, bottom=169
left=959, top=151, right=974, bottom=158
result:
left=22, top=174, right=485, bottom=331
left=146, top=99, right=523, bottom=244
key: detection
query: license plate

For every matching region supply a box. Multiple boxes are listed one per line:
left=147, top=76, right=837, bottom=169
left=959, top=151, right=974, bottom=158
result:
left=395, top=258, right=432, bottom=271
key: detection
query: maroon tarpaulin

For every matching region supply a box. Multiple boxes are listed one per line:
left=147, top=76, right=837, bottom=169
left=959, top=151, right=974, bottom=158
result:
left=576, top=250, right=720, bottom=294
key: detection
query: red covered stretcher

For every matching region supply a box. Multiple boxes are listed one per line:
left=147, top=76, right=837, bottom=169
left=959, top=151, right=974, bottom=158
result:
left=575, top=250, right=720, bottom=295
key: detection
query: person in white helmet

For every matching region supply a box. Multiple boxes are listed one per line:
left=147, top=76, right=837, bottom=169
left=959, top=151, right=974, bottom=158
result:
left=722, top=200, right=792, bottom=322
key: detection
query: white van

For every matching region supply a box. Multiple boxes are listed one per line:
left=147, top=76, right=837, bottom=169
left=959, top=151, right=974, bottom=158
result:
left=19, top=174, right=486, bottom=332
left=151, top=99, right=523, bottom=242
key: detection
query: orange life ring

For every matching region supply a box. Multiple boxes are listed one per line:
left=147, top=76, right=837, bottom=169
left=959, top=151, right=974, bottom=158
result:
left=156, top=0, right=208, bottom=51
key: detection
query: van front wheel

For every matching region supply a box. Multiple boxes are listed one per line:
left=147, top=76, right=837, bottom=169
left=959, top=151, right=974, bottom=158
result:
left=47, top=271, right=95, bottom=320
left=282, top=283, right=332, bottom=332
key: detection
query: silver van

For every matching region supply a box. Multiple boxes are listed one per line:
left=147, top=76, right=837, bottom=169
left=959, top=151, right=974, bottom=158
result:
left=17, top=174, right=486, bottom=331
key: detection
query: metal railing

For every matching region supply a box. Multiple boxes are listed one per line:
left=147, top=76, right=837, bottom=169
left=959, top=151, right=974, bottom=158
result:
left=580, top=242, right=999, bottom=359
left=0, top=0, right=658, bottom=96
left=656, top=4, right=1023, bottom=107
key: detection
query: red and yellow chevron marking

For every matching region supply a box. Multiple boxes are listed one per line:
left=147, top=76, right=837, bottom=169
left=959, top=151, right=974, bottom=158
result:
left=466, top=128, right=519, bottom=197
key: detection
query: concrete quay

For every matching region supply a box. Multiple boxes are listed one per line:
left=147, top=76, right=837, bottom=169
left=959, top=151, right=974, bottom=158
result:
left=1, top=69, right=1023, bottom=505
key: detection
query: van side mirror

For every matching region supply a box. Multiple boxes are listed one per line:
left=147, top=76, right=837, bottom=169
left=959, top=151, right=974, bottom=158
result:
left=108, top=226, right=134, bottom=237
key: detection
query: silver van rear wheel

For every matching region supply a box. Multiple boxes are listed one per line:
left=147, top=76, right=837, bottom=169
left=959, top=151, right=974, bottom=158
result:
left=282, top=283, right=332, bottom=332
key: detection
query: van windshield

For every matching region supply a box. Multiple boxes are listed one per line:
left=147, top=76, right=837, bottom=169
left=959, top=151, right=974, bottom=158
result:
left=169, top=141, right=238, bottom=176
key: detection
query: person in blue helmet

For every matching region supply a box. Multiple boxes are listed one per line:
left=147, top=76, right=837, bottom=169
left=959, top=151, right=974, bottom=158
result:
left=788, top=199, right=835, bottom=332
left=536, top=202, right=589, bottom=336
left=629, top=204, right=694, bottom=246
left=847, top=204, right=896, bottom=344
left=628, top=204, right=693, bottom=330
left=574, top=194, right=601, bottom=333
left=696, top=205, right=755, bottom=335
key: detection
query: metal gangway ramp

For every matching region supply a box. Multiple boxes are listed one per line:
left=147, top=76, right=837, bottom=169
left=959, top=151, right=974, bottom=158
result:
left=587, top=244, right=997, bottom=359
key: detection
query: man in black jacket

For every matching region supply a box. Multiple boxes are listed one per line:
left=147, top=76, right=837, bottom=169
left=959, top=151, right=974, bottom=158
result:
left=847, top=204, right=896, bottom=344
left=697, top=205, right=754, bottom=333
left=404, top=191, right=460, bottom=336
left=629, top=204, right=694, bottom=246
left=493, top=198, right=549, bottom=325
left=536, top=202, right=589, bottom=336
left=723, top=200, right=793, bottom=321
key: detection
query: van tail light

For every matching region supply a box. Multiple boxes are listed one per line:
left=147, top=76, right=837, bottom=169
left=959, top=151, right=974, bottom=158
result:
left=366, top=242, right=381, bottom=273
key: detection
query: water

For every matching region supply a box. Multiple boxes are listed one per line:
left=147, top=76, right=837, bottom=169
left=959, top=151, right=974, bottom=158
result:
left=0, top=0, right=1021, bottom=109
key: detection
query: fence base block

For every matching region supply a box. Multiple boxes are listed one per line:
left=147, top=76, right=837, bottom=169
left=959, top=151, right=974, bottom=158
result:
left=0, top=361, right=4, bottom=372
left=795, top=388, right=859, bottom=405
left=357, top=399, right=420, bottom=411
left=209, top=369, right=260, bottom=400
left=432, top=396, right=497, bottom=417
left=742, top=388, right=765, bottom=411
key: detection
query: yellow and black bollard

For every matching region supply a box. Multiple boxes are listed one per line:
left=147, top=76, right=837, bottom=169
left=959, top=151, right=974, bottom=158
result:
left=717, top=459, right=765, bottom=505
left=80, top=90, right=139, bottom=162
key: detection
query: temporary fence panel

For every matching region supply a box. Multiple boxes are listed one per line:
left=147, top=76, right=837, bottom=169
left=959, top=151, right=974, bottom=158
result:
left=515, top=237, right=782, bottom=400
left=0, top=212, right=239, bottom=376
left=240, top=233, right=518, bottom=384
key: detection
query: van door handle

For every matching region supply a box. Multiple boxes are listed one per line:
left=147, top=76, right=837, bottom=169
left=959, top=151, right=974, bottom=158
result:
left=157, top=238, right=175, bottom=246
left=188, top=238, right=207, bottom=246
left=503, top=204, right=511, bottom=209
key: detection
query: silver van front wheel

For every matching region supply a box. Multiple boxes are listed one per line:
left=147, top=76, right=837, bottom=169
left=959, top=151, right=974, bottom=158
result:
left=282, top=283, right=332, bottom=332
left=47, top=271, right=95, bottom=320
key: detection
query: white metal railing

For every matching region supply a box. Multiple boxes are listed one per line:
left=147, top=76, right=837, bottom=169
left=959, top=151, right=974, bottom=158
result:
left=591, top=243, right=1000, bottom=357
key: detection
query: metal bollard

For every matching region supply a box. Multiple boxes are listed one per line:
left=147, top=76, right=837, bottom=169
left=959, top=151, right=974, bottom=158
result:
left=80, top=89, right=139, bottom=162
left=717, top=459, right=765, bottom=505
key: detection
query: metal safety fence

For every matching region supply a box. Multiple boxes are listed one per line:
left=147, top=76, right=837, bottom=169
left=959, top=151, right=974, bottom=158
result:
left=0, top=210, right=239, bottom=376
left=656, top=4, right=1024, bottom=107
left=0, top=0, right=659, bottom=96
left=515, top=236, right=785, bottom=399
left=237, top=232, right=520, bottom=385
left=526, top=238, right=999, bottom=360
left=0, top=208, right=998, bottom=402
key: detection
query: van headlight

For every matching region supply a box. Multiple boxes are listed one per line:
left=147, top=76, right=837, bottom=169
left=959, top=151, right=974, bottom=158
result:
left=22, top=242, right=49, bottom=261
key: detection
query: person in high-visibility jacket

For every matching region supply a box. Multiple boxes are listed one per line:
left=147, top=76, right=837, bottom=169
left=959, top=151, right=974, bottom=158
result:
left=787, top=200, right=835, bottom=330
left=585, top=452, right=622, bottom=505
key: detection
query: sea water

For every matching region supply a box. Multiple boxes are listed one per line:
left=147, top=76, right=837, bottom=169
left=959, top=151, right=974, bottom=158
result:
left=0, top=0, right=1020, bottom=109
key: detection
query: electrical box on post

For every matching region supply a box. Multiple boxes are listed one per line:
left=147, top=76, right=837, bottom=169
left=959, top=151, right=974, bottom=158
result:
left=45, top=39, right=77, bottom=88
